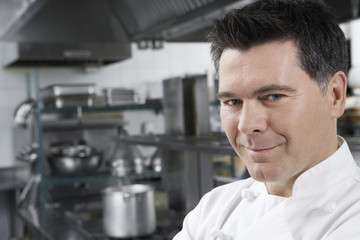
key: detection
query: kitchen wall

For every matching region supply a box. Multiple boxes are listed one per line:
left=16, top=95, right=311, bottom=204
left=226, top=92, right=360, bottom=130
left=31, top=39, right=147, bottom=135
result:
left=0, top=42, right=215, bottom=167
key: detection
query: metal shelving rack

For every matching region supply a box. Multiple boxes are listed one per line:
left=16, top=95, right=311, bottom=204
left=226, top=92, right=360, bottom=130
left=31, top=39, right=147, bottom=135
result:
left=30, top=69, right=163, bottom=208
left=30, top=69, right=239, bottom=210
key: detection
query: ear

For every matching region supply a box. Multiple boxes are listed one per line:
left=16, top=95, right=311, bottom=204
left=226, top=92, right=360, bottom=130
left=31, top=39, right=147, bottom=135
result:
left=327, top=71, right=347, bottom=119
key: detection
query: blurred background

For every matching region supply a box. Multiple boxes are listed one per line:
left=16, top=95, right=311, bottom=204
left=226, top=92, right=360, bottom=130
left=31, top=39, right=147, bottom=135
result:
left=0, top=0, right=359, bottom=239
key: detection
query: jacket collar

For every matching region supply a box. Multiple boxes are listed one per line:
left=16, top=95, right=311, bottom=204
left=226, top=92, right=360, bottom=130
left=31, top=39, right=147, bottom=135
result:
left=291, top=136, right=359, bottom=197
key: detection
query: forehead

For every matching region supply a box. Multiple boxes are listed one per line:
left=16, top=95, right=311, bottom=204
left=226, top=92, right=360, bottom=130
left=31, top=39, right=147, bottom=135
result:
left=217, top=40, right=310, bottom=94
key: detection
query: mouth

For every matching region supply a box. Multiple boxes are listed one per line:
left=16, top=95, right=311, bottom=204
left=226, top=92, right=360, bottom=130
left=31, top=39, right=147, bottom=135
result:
left=245, top=146, right=276, bottom=152
left=243, top=144, right=281, bottom=156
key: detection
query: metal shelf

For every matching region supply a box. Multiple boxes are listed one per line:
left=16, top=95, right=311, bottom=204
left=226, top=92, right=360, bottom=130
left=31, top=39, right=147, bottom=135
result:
left=116, top=134, right=236, bottom=155
left=45, top=171, right=161, bottom=187
left=42, top=119, right=125, bottom=131
left=40, top=103, right=163, bottom=114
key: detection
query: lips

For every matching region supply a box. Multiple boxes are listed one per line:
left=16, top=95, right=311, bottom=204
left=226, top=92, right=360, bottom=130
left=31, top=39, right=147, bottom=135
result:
left=245, top=145, right=277, bottom=152
left=240, top=143, right=284, bottom=159
left=236, top=135, right=285, bottom=157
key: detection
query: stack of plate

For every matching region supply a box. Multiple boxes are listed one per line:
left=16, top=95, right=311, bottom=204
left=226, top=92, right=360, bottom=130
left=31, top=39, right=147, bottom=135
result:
left=41, top=84, right=96, bottom=108
left=102, top=88, right=139, bottom=105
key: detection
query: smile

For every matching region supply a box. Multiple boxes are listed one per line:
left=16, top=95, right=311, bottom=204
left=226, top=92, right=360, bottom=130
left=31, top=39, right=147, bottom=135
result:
left=243, top=144, right=280, bottom=156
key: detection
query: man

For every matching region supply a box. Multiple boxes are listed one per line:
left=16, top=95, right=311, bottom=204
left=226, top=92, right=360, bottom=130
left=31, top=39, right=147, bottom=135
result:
left=174, top=0, right=360, bottom=239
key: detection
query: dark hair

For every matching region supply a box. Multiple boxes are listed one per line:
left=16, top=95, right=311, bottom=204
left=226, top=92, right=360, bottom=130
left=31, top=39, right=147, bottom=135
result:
left=208, top=0, right=348, bottom=94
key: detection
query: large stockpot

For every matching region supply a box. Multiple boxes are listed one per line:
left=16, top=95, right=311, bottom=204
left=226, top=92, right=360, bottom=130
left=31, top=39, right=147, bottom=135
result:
left=102, top=184, right=156, bottom=238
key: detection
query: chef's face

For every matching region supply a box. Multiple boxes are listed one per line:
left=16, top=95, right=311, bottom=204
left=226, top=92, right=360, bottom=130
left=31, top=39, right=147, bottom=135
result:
left=217, top=40, right=345, bottom=195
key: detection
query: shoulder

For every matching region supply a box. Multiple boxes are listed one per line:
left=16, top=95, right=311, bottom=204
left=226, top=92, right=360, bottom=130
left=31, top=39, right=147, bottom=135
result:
left=174, top=178, right=254, bottom=239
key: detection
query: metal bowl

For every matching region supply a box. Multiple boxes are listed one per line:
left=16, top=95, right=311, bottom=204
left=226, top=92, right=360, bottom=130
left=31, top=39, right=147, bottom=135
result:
left=47, top=151, right=102, bottom=176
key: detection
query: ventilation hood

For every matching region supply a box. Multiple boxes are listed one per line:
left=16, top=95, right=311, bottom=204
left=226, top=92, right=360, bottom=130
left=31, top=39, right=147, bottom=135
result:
left=2, top=0, right=356, bottom=68
left=0, top=0, right=255, bottom=67
left=0, top=0, right=133, bottom=67
left=0, top=41, right=131, bottom=67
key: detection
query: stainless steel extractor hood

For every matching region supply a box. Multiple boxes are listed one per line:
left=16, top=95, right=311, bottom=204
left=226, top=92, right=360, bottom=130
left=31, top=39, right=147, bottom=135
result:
left=0, top=0, right=357, bottom=67
left=0, top=0, right=256, bottom=67
left=0, top=0, right=132, bottom=67
left=0, top=0, right=255, bottom=43
left=0, top=41, right=131, bottom=67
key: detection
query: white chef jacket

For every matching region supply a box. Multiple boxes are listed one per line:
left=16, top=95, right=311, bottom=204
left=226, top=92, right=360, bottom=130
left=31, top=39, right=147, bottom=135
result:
left=173, top=137, right=360, bottom=240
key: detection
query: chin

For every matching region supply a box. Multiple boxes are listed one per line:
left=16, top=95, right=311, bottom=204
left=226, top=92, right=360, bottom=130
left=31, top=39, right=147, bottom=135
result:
left=248, top=167, right=283, bottom=183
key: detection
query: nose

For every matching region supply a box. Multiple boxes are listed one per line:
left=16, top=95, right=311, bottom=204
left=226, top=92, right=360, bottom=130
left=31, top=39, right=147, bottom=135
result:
left=237, top=102, right=268, bottom=134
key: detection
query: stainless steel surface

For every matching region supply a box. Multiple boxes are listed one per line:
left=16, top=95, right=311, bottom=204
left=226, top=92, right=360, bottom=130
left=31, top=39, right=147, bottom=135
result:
left=47, top=144, right=103, bottom=176
left=41, top=84, right=96, bottom=108
left=161, top=75, right=212, bottom=212
left=18, top=200, right=183, bottom=240
left=163, top=77, right=186, bottom=135
left=16, top=143, right=39, bottom=164
left=110, top=159, right=130, bottom=177
left=18, top=208, right=91, bottom=240
left=102, top=184, right=156, bottom=238
left=14, top=98, right=35, bottom=128
left=48, top=155, right=101, bottom=176
left=0, top=166, right=29, bottom=239
left=0, top=0, right=258, bottom=67
left=42, top=96, right=95, bottom=108
left=116, top=135, right=235, bottom=155
left=0, top=0, right=251, bottom=42
left=0, top=0, right=357, bottom=65
left=41, top=84, right=95, bottom=98
left=102, top=87, right=140, bottom=106
left=163, top=74, right=210, bottom=136
left=17, top=174, right=41, bottom=209
left=0, top=41, right=132, bottom=68
left=0, top=0, right=132, bottom=67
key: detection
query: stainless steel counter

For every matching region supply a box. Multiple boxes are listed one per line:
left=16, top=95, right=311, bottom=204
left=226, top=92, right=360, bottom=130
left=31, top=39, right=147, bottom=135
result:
left=18, top=204, right=183, bottom=240
left=18, top=208, right=91, bottom=240
left=0, top=163, right=29, bottom=192
left=0, top=163, right=29, bottom=240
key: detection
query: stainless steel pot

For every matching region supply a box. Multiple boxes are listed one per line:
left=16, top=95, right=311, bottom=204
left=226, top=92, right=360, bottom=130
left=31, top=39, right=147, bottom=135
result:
left=102, top=184, right=156, bottom=238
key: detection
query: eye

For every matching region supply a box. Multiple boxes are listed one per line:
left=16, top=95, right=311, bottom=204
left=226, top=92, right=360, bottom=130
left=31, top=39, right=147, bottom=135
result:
left=223, top=99, right=242, bottom=106
left=266, top=94, right=285, bottom=101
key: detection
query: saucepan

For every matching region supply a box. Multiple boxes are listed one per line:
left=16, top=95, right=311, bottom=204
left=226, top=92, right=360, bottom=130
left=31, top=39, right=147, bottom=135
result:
left=102, top=184, right=156, bottom=238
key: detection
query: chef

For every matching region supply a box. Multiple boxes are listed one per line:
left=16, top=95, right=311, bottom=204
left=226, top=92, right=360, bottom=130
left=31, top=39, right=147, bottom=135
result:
left=173, top=0, right=360, bottom=239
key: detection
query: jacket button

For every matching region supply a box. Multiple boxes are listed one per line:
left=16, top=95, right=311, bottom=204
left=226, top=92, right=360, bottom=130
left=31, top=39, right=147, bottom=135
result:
left=321, top=201, right=336, bottom=214
left=241, top=188, right=258, bottom=201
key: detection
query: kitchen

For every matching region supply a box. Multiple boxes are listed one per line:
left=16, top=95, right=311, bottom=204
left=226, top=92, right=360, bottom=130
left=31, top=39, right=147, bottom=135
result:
left=1, top=0, right=360, bottom=239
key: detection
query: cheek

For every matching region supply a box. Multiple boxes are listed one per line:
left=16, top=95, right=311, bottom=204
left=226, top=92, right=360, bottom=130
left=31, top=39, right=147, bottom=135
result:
left=270, top=103, right=311, bottom=132
left=220, top=109, right=238, bottom=139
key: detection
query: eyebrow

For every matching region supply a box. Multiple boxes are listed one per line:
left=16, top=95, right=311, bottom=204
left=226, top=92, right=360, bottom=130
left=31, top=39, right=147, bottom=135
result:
left=216, top=84, right=297, bottom=99
left=253, top=84, right=297, bottom=95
